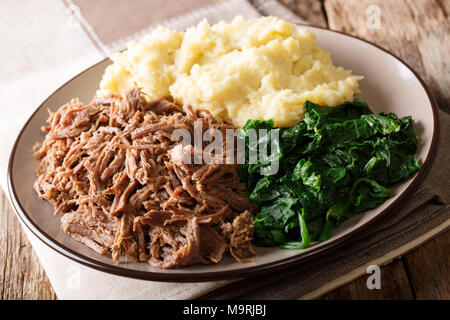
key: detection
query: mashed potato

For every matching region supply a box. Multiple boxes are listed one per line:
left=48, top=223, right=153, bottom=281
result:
left=99, top=16, right=363, bottom=127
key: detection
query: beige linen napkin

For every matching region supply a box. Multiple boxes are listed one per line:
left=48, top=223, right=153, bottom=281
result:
left=0, top=0, right=306, bottom=300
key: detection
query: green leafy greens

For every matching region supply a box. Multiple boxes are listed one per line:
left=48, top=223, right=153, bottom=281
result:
left=239, top=99, right=420, bottom=248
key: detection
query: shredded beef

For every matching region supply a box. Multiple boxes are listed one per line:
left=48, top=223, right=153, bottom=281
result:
left=33, top=88, right=257, bottom=268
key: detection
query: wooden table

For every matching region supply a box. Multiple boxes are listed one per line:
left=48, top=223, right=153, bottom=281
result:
left=1, top=0, right=449, bottom=300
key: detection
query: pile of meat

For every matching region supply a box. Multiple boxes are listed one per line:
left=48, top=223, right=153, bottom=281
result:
left=33, top=88, right=257, bottom=268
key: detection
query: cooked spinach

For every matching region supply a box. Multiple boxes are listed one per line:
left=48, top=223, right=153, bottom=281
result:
left=239, top=99, right=420, bottom=248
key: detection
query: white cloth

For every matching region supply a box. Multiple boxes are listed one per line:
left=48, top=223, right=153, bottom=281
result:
left=0, top=0, right=306, bottom=299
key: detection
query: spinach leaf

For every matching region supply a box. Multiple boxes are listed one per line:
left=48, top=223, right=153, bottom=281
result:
left=239, top=99, right=421, bottom=250
left=281, top=208, right=311, bottom=249
left=292, top=159, right=322, bottom=191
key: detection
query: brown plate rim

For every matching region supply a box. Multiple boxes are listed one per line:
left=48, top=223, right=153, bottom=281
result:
left=7, top=25, right=440, bottom=282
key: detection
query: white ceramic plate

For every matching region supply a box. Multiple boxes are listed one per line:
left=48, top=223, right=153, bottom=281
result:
left=8, top=25, right=439, bottom=281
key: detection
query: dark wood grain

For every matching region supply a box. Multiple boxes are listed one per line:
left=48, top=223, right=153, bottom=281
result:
left=403, top=232, right=450, bottom=299
left=278, top=0, right=328, bottom=27
left=321, top=259, right=414, bottom=300
left=321, top=234, right=450, bottom=300
left=437, top=0, right=450, bottom=16
left=0, top=189, right=57, bottom=300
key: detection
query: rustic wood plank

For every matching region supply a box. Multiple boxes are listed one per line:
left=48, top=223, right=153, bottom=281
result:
left=320, top=231, right=450, bottom=299
left=403, top=232, right=450, bottom=299
left=437, top=0, right=450, bottom=16
left=324, top=0, right=450, bottom=112
left=279, top=0, right=328, bottom=27
left=321, top=259, right=414, bottom=299
left=0, top=188, right=57, bottom=300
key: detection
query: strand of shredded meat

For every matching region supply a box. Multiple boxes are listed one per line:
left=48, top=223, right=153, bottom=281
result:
left=33, top=88, right=257, bottom=268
